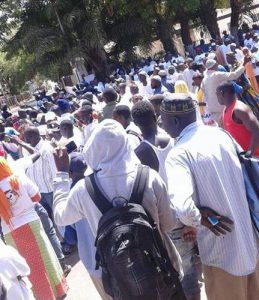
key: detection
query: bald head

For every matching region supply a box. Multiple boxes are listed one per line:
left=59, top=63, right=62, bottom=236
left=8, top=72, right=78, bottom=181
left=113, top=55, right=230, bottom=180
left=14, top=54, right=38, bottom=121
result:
left=24, top=127, right=41, bottom=147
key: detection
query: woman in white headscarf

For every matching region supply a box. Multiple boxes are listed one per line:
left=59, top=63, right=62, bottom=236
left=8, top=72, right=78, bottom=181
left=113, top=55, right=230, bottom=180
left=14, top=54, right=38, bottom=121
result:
left=53, top=119, right=182, bottom=300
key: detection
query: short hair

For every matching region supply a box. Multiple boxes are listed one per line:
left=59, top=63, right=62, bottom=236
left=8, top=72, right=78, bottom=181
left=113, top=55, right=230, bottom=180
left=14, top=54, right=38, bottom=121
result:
left=102, top=88, right=118, bottom=102
left=113, top=105, right=131, bottom=120
left=24, top=126, right=40, bottom=137
left=118, top=83, right=127, bottom=89
left=217, top=82, right=236, bottom=95
left=149, top=94, right=164, bottom=105
left=81, top=100, right=93, bottom=107
left=80, top=104, right=93, bottom=114
left=129, top=84, right=139, bottom=92
left=29, top=110, right=38, bottom=119
left=18, top=109, right=27, bottom=117
left=132, top=100, right=155, bottom=125
left=60, top=119, right=73, bottom=128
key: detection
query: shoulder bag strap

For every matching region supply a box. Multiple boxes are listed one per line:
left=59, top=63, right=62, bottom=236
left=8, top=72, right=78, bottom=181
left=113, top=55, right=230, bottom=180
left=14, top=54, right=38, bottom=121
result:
left=126, top=129, right=143, bottom=142
left=135, top=142, right=160, bottom=172
left=85, top=173, right=113, bottom=214
left=129, top=165, right=149, bottom=205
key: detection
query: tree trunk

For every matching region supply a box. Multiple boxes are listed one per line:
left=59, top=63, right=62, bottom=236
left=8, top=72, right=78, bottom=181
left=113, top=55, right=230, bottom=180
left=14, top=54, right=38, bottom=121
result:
left=199, top=0, right=220, bottom=39
left=178, top=14, right=192, bottom=46
left=84, top=47, right=109, bottom=82
left=156, top=16, right=176, bottom=54
left=230, top=0, right=243, bottom=43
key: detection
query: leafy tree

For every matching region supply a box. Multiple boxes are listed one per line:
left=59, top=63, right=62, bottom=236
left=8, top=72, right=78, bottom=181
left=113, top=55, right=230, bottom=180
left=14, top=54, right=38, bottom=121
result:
left=230, top=0, right=254, bottom=41
left=0, top=51, right=35, bottom=94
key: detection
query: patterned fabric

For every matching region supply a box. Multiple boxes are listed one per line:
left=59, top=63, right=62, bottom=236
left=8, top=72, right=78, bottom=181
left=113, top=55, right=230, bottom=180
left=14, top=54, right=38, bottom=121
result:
left=25, top=140, right=57, bottom=193
left=5, top=219, right=67, bottom=300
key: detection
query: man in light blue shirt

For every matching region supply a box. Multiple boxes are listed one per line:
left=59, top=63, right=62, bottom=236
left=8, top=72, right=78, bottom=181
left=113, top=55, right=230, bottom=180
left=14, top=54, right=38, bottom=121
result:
left=161, top=93, right=259, bottom=300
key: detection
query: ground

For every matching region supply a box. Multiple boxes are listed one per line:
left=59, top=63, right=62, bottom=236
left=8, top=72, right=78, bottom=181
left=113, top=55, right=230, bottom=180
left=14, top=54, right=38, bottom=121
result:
left=65, top=252, right=207, bottom=300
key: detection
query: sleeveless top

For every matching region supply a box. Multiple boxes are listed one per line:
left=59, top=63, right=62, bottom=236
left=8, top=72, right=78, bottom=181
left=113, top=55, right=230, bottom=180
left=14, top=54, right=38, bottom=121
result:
left=142, top=139, right=175, bottom=184
left=223, top=99, right=259, bottom=156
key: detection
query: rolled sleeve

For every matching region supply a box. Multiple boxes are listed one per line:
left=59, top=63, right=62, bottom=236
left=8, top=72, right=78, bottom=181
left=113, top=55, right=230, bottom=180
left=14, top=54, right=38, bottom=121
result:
left=53, top=172, right=84, bottom=226
left=165, top=154, right=201, bottom=228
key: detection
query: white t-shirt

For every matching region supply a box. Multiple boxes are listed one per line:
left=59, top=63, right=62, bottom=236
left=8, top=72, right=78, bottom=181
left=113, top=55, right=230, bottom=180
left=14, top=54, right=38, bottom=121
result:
left=83, top=122, right=98, bottom=145
left=0, top=175, right=39, bottom=234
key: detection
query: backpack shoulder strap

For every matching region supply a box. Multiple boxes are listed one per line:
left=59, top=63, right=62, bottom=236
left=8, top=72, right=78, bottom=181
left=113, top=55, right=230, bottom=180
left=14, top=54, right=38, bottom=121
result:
left=129, top=165, right=149, bottom=205
left=135, top=142, right=159, bottom=172
left=126, top=129, right=142, bottom=142
left=85, top=173, right=113, bottom=214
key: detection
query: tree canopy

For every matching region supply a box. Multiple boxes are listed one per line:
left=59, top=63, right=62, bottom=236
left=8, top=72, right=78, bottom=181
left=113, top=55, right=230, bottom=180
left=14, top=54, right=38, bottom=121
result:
left=0, top=0, right=255, bottom=93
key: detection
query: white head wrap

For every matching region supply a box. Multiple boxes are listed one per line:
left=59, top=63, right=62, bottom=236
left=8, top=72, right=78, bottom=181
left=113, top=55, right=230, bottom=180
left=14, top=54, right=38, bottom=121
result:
left=83, top=119, right=140, bottom=178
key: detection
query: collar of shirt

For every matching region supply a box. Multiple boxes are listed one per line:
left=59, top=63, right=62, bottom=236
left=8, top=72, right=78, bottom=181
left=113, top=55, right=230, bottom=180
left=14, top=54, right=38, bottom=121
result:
left=176, top=121, right=199, bottom=144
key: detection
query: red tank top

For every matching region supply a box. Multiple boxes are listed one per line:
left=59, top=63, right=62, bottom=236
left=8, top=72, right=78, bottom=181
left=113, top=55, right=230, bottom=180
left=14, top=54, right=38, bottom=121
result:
left=223, top=99, right=259, bottom=156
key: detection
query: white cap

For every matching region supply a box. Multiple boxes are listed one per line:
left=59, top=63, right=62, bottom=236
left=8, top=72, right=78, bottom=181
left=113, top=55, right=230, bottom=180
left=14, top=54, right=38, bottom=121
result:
left=206, top=59, right=217, bottom=69
left=152, top=75, right=162, bottom=82
left=207, top=53, right=216, bottom=60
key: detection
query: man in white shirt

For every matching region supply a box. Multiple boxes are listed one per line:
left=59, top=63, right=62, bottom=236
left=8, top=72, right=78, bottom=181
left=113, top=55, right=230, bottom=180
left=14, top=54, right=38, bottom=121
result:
left=59, top=119, right=84, bottom=151
left=24, top=127, right=57, bottom=217
left=52, top=120, right=185, bottom=300
left=168, top=66, right=184, bottom=84
left=230, top=43, right=244, bottom=64
left=183, top=58, right=196, bottom=93
left=112, top=105, right=141, bottom=150
left=137, top=71, right=153, bottom=97
left=218, top=39, right=231, bottom=68
left=201, top=59, right=245, bottom=124
left=78, top=104, right=98, bottom=146
left=161, top=93, right=259, bottom=300
left=118, top=83, right=132, bottom=108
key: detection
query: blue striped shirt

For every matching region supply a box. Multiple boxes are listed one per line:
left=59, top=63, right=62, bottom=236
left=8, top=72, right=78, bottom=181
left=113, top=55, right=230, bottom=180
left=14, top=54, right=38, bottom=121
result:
left=165, top=122, right=259, bottom=276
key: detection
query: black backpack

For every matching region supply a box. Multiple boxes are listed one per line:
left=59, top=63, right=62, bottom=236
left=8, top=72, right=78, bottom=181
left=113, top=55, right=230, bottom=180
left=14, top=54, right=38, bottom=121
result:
left=85, top=165, right=185, bottom=300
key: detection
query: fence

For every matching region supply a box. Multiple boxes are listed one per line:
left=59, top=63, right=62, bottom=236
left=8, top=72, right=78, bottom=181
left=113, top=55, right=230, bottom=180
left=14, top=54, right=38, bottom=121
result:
left=0, top=92, right=32, bottom=109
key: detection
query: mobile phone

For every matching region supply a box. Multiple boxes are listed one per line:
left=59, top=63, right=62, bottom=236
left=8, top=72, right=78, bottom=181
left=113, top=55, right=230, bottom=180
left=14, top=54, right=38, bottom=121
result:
left=66, top=141, right=77, bottom=154
left=207, top=216, right=219, bottom=226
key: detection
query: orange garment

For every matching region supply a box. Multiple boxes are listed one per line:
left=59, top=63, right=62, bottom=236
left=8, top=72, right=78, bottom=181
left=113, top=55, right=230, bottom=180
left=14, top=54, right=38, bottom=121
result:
left=0, top=158, right=19, bottom=225
left=245, top=62, right=259, bottom=94
left=223, top=99, right=259, bottom=156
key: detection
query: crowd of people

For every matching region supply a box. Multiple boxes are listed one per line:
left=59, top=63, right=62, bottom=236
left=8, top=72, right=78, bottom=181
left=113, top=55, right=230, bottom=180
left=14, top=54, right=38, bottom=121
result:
left=0, top=27, right=259, bottom=300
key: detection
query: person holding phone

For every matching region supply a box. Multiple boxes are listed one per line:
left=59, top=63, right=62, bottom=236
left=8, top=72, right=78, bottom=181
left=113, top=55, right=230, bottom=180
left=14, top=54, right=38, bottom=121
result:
left=161, top=94, right=259, bottom=300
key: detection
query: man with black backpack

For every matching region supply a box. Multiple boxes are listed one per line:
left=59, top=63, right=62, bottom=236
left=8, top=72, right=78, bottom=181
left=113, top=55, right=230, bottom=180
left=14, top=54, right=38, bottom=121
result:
left=53, top=119, right=186, bottom=300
